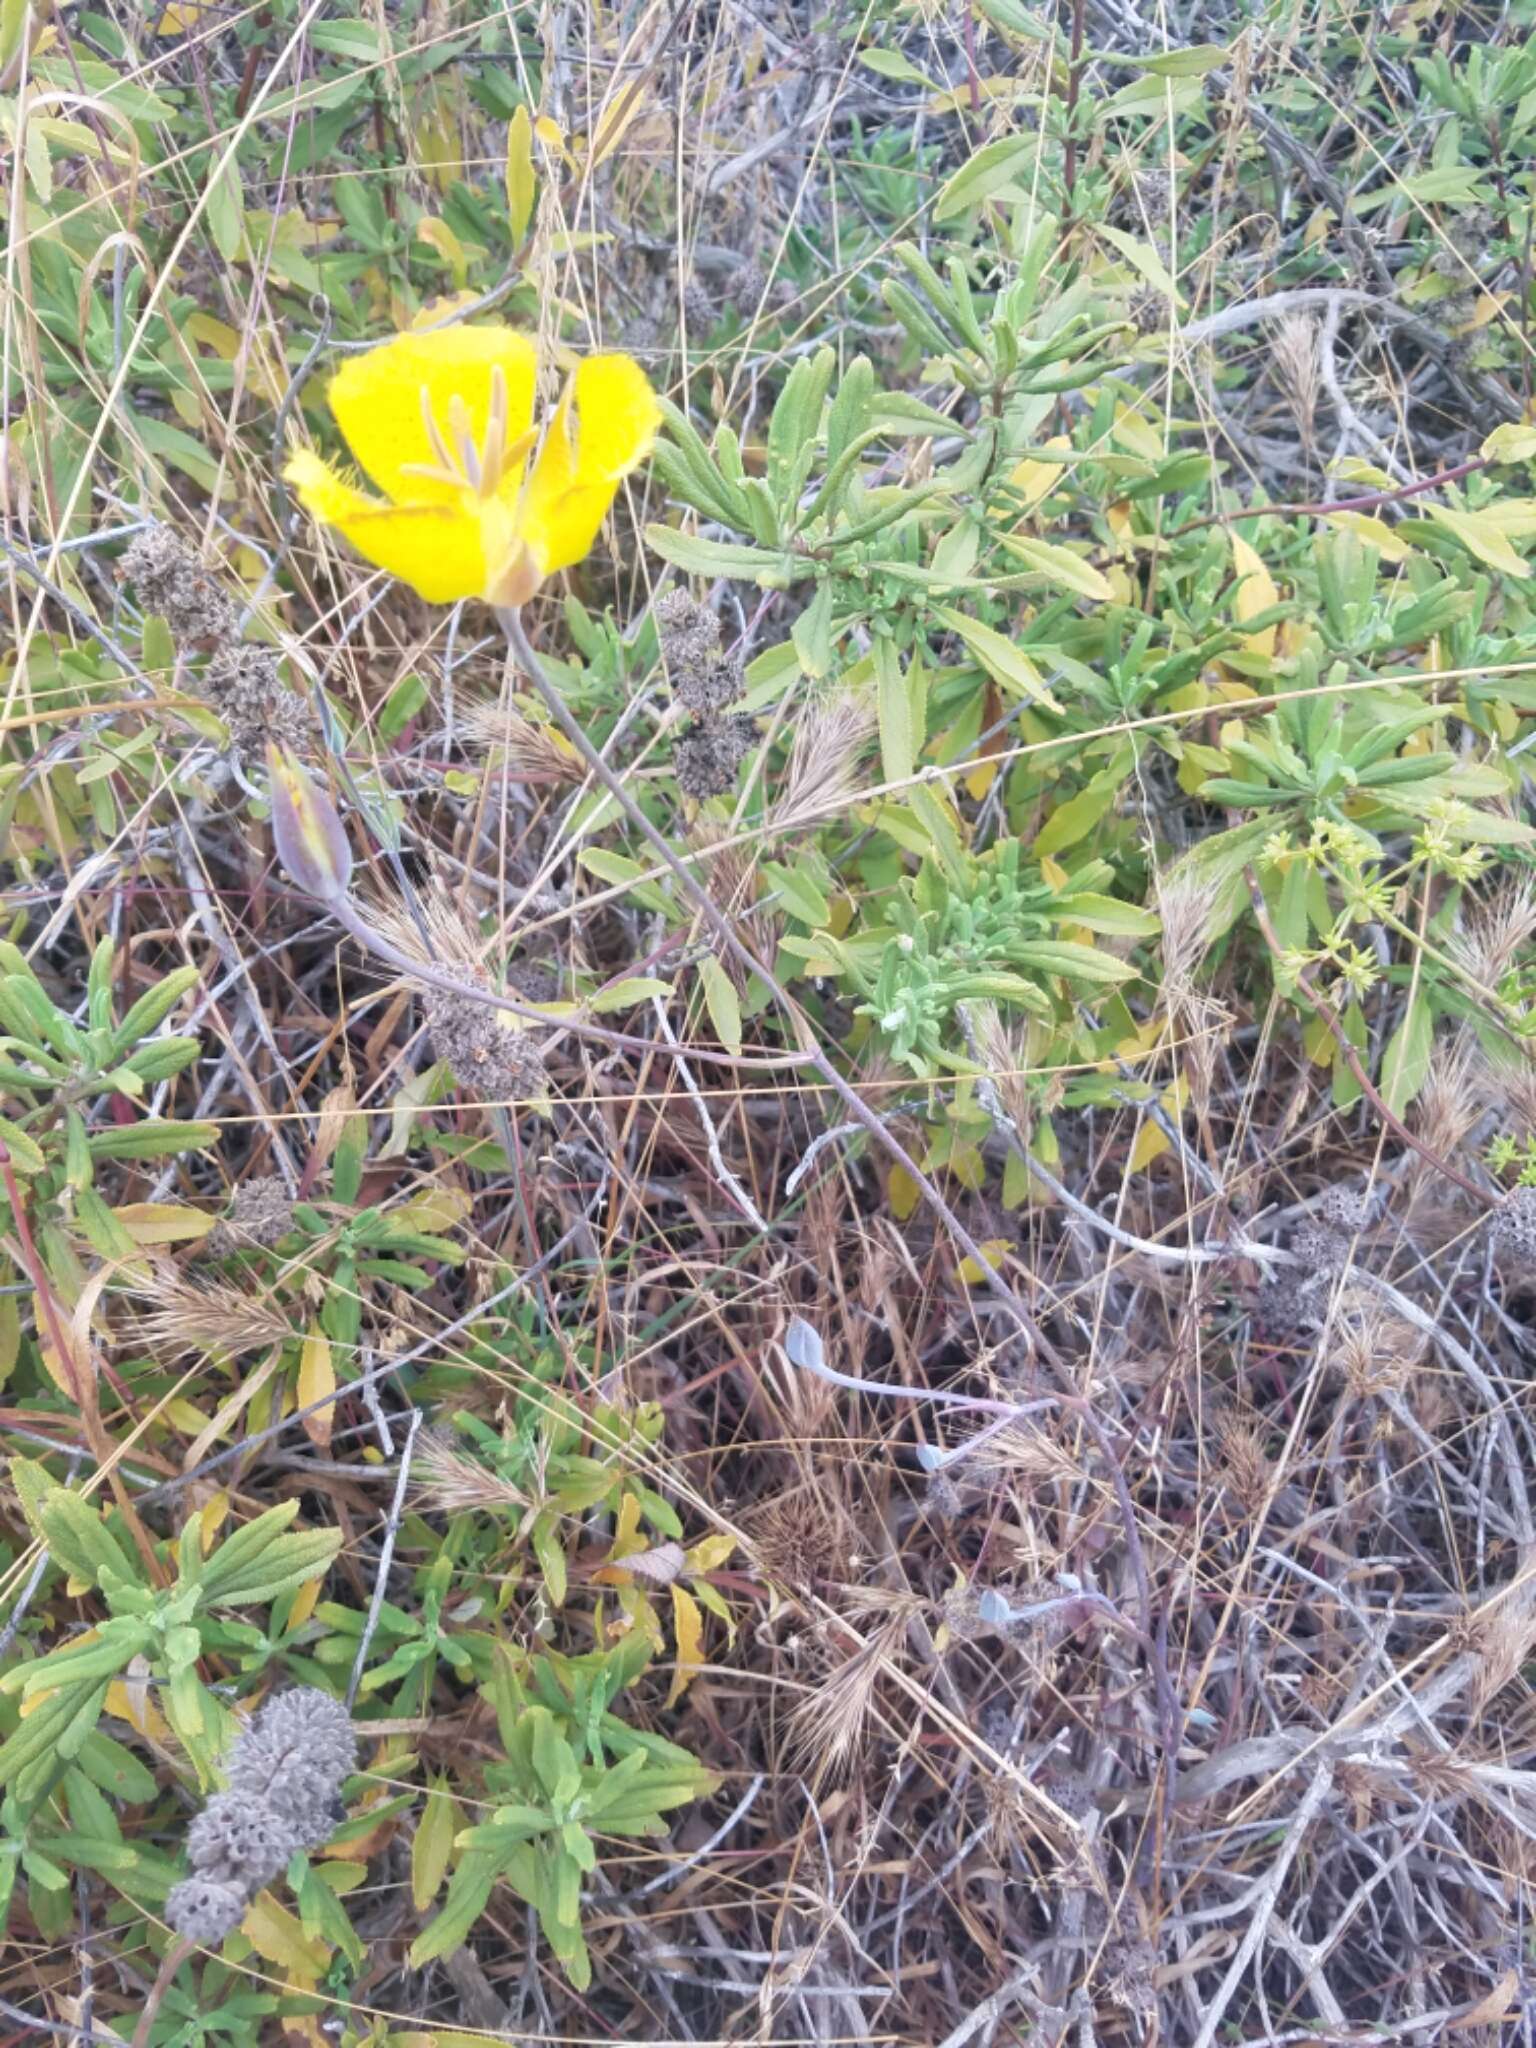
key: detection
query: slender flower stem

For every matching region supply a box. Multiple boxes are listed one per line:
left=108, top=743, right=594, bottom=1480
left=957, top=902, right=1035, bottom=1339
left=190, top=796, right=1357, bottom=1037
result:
left=500, top=605, right=1184, bottom=1803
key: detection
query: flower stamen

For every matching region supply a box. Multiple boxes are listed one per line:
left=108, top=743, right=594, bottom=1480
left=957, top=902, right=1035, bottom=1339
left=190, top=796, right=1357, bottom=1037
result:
left=419, top=384, right=458, bottom=479
left=478, top=365, right=508, bottom=495
left=447, top=394, right=482, bottom=491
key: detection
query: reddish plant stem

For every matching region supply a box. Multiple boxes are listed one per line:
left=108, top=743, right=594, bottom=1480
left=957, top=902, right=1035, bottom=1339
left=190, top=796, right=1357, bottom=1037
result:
left=1171, top=455, right=1490, bottom=538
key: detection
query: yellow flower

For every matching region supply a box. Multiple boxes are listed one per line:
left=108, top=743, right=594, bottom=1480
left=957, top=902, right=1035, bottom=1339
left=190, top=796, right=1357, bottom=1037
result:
left=284, top=325, right=660, bottom=607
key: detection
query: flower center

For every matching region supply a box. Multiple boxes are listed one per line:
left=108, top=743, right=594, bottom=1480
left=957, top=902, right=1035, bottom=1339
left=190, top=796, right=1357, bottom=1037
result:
left=398, top=366, right=536, bottom=500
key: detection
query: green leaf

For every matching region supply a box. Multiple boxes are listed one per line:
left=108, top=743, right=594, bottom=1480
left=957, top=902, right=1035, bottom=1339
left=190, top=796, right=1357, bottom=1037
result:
left=412, top=1774, right=461, bottom=1914
left=408, top=1853, right=498, bottom=1968
left=1012, top=940, right=1136, bottom=983
left=208, top=160, right=245, bottom=262
left=590, top=976, right=675, bottom=1013
left=1096, top=41, right=1227, bottom=73
left=697, top=956, right=742, bottom=1056
left=858, top=47, right=936, bottom=86
left=87, top=1119, right=220, bottom=1161
left=934, top=136, right=1036, bottom=222
left=1379, top=990, right=1434, bottom=1116
left=932, top=607, right=1064, bottom=711
left=644, top=526, right=802, bottom=587
left=875, top=639, right=916, bottom=786
left=1034, top=781, right=1119, bottom=859
left=1053, top=891, right=1161, bottom=937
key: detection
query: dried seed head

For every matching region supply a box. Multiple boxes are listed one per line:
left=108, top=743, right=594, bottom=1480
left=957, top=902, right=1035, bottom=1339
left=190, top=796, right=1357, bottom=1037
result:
left=745, top=1486, right=859, bottom=1597
left=187, top=1791, right=304, bottom=1890
left=209, top=1175, right=295, bottom=1254
left=165, top=1874, right=248, bottom=1945
left=1451, top=881, right=1536, bottom=986
left=1491, top=1186, right=1536, bottom=1266
left=1100, top=1938, right=1158, bottom=2019
left=1289, top=1219, right=1352, bottom=1272
left=1128, top=285, right=1167, bottom=334
left=681, top=276, right=716, bottom=332
left=121, top=524, right=236, bottom=646
left=677, top=653, right=747, bottom=715
left=1336, top=1306, right=1422, bottom=1403
left=675, top=713, right=758, bottom=799
left=458, top=698, right=586, bottom=784
left=123, top=1275, right=293, bottom=1358
left=655, top=590, right=745, bottom=712
left=1316, top=1186, right=1374, bottom=1234
left=225, top=1688, right=357, bottom=1846
left=770, top=692, right=878, bottom=835
left=427, top=992, right=546, bottom=1103
left=203, top=646, right=315, bottom=757
left=1133, top=167, right=1174, bottom=225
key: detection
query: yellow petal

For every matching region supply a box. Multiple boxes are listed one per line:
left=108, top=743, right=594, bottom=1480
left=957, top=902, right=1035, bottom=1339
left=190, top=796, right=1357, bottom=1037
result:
left=520, top=353, right=660, bottom=575
left=285, top=450, right=488, bottom=603
left=327, top=325, right=538, bottom=505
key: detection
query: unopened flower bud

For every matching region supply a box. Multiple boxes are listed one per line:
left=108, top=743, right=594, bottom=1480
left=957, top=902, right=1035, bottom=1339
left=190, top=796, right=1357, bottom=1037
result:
left=266, top=745, right=353, bottom=904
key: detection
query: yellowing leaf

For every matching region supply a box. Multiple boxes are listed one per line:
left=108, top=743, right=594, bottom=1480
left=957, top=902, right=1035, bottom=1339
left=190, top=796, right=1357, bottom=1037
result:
left=154, top=0, right=215, bottom=34
left=958, top=1237, right=1012, bottom=1285
left=286, top=1573, right=325, bottom=1630
left=686, top=1531, right=736, bottom=1575
left=588, top=79, right=651, bottom=171
left=888, top=1164, right=921, bottom=1220
left=241, top=1891, right=329, bottom=1982
left=389, top=1188, right=473, bottom=1234
left=1321, top=509, right=1413, bottom=562
left=1425, top=502, right=1530, bottom=578
left=416, top=217, right=468, bottom=290
left=1229, top=530, right=1279, bottom=656
left=105, top=1676, right=170, bottom=1744
left=1007, top=433, right=1072, bottom=513
left=297, top=1326, right=335, bottom=1451
left=505, top=106, right=536, bottom=243
left=1481, top=422, right=1536, bottom=466
left=666, top=1584, right=707, bottom=1706
left=112, top=1203, right=215, bottom=1245
left=1128, top=1120, right=1170, bottom=1172
left=198, top=1492, right=230, bottom=1554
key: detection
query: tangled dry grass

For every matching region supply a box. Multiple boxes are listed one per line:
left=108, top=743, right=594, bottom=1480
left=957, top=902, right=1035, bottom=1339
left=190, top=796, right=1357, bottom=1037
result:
left=3, top=0, right=1536, bottom=2042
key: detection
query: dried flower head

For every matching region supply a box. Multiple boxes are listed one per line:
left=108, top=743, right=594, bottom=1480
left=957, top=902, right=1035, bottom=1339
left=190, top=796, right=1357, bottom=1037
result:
left=1128, top=285, right=1167, bottom=335
left=121, top=524, right=236, bottom=646
left=1289, top=1219, right=1352, bottom=1272
left=675, top=713, right=758, bottom=799
left=681, top=276, right=716, bottom=332
left=165, top=1874, right=248, bottom=1945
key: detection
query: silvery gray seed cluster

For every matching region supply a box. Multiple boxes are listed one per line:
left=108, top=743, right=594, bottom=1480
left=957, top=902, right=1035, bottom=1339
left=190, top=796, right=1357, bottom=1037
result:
left=166, top=1688, right=356, bottom=1945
